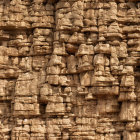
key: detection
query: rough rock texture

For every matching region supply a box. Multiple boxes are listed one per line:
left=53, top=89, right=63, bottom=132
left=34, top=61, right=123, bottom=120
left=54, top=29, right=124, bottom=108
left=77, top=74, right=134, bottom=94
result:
left=0, top=0, right=140, bottom=139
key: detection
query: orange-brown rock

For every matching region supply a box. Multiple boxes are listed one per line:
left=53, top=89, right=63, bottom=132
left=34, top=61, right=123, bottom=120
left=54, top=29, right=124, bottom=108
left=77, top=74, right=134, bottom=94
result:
left=0, top=0, right=140, bottom=140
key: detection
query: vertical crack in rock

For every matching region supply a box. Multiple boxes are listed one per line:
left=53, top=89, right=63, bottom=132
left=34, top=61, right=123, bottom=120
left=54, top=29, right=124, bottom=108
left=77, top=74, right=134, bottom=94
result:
left=0, top=0, right=140, bottom=139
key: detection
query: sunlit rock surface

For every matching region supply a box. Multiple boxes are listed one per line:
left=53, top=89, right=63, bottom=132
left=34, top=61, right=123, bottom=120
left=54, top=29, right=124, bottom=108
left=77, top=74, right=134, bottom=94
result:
left=0, top=0, right=140, bottom=139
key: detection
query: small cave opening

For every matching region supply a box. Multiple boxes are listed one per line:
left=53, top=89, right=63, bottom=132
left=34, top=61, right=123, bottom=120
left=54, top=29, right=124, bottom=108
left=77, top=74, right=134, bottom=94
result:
left=121, top=135, right=123, bottom=140
left=39, top=104, right=46, bottom=115
left=134, top=59, right=140, bottom=75
left=135, top=65, right=140, bottom=71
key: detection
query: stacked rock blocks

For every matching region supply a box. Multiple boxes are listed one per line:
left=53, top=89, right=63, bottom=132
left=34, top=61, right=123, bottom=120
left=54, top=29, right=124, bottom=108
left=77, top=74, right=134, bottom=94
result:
left=0, top=0, right=140, bottom=140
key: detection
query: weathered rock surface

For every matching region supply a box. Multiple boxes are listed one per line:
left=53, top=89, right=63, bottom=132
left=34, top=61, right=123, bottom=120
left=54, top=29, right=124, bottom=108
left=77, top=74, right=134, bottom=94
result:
left=0, top=0, right=140, bottom=139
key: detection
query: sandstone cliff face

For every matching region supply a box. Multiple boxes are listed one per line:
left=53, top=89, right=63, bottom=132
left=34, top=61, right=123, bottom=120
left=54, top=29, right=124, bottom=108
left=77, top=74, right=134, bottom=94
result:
left=0, top=0, right=140, bottom=139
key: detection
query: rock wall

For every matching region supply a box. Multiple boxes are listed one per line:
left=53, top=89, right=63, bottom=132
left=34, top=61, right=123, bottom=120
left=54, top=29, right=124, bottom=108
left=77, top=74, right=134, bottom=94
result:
left=0, top=0, right=140, bottom=139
